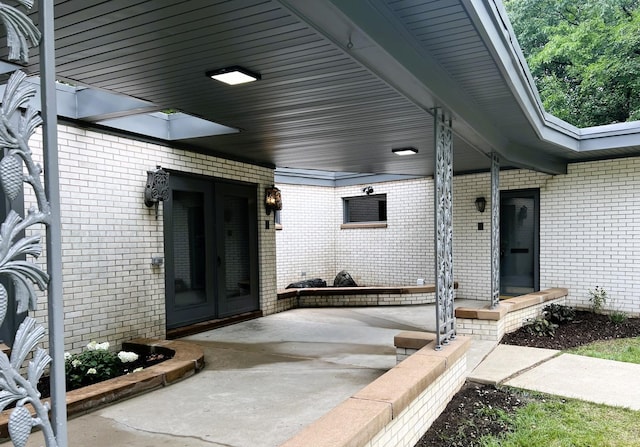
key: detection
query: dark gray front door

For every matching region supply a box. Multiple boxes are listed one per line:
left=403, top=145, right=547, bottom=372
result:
left=500, top=189, right=540, bottom=296
left=164, top=175, right=258, bottom=329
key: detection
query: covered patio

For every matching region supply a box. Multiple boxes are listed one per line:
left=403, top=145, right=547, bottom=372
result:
left=2, top=1, right=640, bottom=446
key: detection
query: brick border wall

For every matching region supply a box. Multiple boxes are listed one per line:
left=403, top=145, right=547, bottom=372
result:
left=277, top=284, right=459, bottom=308
left=280, top=335, right=470, bottom=447
left=454, top=288, right=568, bottom=341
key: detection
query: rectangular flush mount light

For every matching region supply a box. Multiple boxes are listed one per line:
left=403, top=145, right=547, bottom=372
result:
left=206, top=66, right=261, bottom=85
left=392, top=147, right=418, bottom=156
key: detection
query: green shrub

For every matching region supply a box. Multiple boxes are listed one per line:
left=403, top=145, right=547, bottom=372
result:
left=65, top=341, right=140, bottom=390
left=588, top=286, right=607, bottom=313
left=609, top=310, right=628, bottom=324
left=524, top=317, right=559, bottom=337
left=543, top=304, right=576, bottom=324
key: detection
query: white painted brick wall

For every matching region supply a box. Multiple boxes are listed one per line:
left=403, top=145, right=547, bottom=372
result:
left=278, top=156, right=640, bottom=315
left=25, top=124, right=277, bottom=352
left=276, top=179, right=433, bottom=288
left=275, top=184, right=337, bottom=288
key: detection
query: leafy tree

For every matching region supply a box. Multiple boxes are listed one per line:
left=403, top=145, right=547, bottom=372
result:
left=505, top=0, right=640, bottom=127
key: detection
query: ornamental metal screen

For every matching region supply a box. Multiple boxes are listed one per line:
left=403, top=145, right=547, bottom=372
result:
left=434, top=109, right=455, bottom=349
left=490, top=152, right=500, bottom=309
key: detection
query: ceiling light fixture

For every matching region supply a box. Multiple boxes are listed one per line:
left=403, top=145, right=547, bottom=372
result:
left=392, top=147, right=418, bottom=156
left=206, top=66, right=261, bottom=85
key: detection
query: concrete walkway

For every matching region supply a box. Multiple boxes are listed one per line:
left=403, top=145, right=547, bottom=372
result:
left=468, top=344, right=640, bottom=410
left=21, top=303, right=639, bottom=446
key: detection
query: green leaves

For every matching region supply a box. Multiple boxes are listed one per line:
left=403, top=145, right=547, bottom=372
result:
left=506, top=0, right=640, bottom=126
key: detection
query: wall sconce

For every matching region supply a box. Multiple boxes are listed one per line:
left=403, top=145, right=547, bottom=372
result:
left=475, top=197, right=486, bottom=213
left=264, top=186, right=282, bottom=215
left=145, top=166, right=170, bottom=218
left=362, top=186, right=374, bottom=195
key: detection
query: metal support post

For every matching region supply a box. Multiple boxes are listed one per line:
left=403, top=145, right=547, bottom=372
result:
left=434, top=109, right=455, bottom=349
left=490, top=152, right=500, bottom=309
left=39, top=1, right=68, bottom=445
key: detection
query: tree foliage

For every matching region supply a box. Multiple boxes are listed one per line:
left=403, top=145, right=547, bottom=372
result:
left=505, top=0, right=640, bottom=127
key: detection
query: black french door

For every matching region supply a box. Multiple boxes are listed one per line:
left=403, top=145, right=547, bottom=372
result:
left=164, top=175, right=258, bottom=329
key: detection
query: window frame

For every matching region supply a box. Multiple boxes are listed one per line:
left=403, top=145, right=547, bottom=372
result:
left=341, top=193, right=388, bottom=229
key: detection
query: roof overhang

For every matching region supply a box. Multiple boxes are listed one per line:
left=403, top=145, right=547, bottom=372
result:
left=5, top=1, right=639, bottom=177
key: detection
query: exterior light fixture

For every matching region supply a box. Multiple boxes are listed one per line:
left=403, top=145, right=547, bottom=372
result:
left=392, top=147, right=418, bottom=156
left=206, top=66, right=261, bottom=85
left=362, top=186, right=374, bottom=195
left=475, top=197, right=486, bottom=213
left=264, top=186, right=282, bottom=215
left=145, top=166, right=170, bottom=218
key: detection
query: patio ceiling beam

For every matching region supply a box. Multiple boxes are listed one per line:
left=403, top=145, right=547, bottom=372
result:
left=280, top=0, right=568, bottom=176
left=75, top=87, right=162, bottom=122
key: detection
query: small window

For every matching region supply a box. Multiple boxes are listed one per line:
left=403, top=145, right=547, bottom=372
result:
left=343, top=194, right=387, bottom=223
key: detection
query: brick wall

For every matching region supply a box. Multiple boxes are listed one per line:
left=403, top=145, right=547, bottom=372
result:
left=276, top=179, right=432, bottom=289
left=26, top=124, right=276, bottom=352
left=278, top=156, right=640, bottom=315
left=455, top=158, right=640, bottom=314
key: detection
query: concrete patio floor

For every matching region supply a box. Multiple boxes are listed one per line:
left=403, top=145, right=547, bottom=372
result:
left=23, top=300, right=491, bottom=447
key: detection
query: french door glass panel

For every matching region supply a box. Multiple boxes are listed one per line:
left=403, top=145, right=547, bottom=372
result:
left=172, top=190, right=207, bottom=308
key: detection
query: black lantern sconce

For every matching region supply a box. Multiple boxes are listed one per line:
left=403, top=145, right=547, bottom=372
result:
left=145, top=166, right=170, bottom=218
left=264, top=186, right=282, bottom=215
left=475, top=197, right=486, bottom=213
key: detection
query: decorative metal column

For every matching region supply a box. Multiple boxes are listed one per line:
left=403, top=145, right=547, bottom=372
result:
left=434, top=109, right=455, bottom=349
left=0, top=1, right=66, bottom=446
left=490, top=152, right=500, bottom=309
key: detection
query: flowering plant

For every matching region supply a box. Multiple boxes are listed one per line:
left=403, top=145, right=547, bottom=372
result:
left=64, top=340, right=141, bottom=390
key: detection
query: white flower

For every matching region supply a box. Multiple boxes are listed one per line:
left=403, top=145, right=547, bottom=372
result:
left=71, top=359, right=82, bottom=368
left=86, top=341, right=110, bottom=351
left=64, top=352, right=71, bottom=360
left=117, top=351, right=139, bottom=363
left=86, top=368, right=97, bottom=375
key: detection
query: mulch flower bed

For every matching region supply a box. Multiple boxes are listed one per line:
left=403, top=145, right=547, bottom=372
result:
left=415, top=311, right=640, bottom=447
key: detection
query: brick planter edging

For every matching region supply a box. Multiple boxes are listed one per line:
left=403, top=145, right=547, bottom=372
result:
left=0, top=338, right=204, bottom=438
left=280, top=334, right=470, bottom=447
left=454, top=288, right=569, bottom=341
left=277, top=283, right=458, bottom=307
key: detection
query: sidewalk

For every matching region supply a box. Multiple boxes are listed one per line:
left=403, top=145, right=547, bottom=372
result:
left=468, top=344, right=640, bottom=410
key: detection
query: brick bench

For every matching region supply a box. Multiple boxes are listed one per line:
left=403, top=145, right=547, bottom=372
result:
left=277, top=283, right=458, bottom=307
left=280, top=334, right=470, bottom=447
left=454, top=288, right=569, bottom=341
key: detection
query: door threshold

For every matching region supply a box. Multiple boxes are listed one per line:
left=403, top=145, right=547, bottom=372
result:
left=167, top=310, right=263, bottom=339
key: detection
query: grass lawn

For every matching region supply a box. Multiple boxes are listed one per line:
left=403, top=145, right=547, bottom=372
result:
left=566, top=337, right=640, bottom=364
left=480, top=393, right=640, bottom=446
